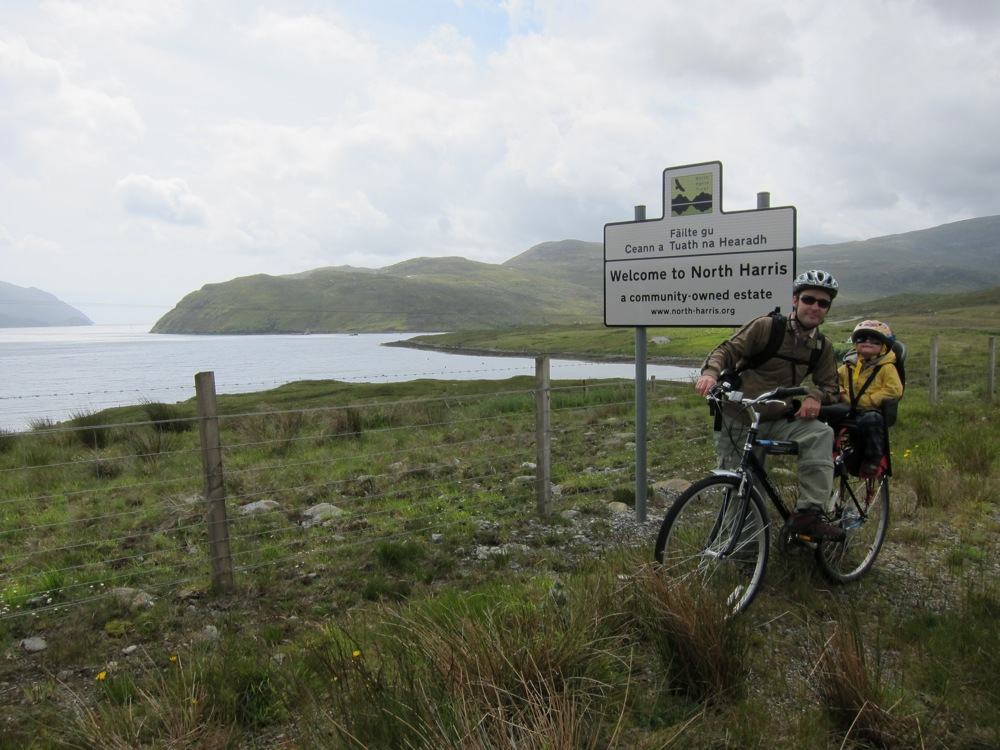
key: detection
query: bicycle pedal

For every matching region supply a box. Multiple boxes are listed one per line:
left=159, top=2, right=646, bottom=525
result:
left=791, top=533, right=819, bottom=549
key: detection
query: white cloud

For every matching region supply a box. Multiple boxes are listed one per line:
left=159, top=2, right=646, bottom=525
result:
left=244, top=10, right=379, bottom=70
left=1, top=0, right=999, bottom=320
left=0, top=34, right=143, bottom=166
left=115, top=175, right=209, bottom=226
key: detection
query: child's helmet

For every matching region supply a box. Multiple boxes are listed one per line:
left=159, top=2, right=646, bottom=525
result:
left=851, top=320, right=893, bottom=345
left=793, top=269, right=839, bottom=298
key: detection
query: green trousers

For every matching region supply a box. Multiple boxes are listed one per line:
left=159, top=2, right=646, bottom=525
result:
left=714, top=414, right=835, bottom=514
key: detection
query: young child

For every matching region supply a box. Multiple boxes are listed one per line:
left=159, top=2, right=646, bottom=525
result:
left=838, top=320, right=904, bottom=476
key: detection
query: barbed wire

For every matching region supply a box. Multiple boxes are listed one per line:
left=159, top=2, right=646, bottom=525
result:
left=0, top=377, right=718, bottom=625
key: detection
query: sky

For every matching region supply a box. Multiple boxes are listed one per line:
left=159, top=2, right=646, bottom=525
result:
left=1, top=0, right=998, bottom=325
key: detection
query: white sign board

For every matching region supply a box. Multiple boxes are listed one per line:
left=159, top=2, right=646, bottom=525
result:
left=604, top=161, right=796, bottom=327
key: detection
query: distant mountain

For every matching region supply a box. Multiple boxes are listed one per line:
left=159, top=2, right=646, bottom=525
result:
left=0, top=281, right=93, bottom=328
left=151, top=256, right=601, bottom=334
left=152, top=215, right=1000, bottom=334
left=503, top=239, right=603, bottom=289
left=799, top=215, right=1000, bottom=302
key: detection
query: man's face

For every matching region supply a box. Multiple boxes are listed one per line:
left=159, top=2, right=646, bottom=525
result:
left=792, top=289, right=832, bottom=330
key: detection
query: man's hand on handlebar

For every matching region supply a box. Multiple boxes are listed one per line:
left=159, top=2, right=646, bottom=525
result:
left=694, top=374, right=717, bottom=396
left=794, top=395, right=822, bottom=420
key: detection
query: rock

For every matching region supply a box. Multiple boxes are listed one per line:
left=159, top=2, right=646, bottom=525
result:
left=430, top=533, right=444, bottom=543
left=109, top=587, right=154, bottom=611
left=512, top=475, right=534, bottom=485
left=197, top=625, right=220, bottom=643
left=561, top=510, right=581, bottom=520
left=122, top=645, right=139, bottom=656
left=474, top=543, right=529, bottom=560
left=520, top=462, right=537, bottom=470
left=551, top=484, right=563, bottom=497
left=301, top=503, right=345, bottom=527
left=651, top=336, right=671, bottom=345
left=607, top=502, right=632, bottom=515
left=19, top=637, right=47, bottom=653
left=653, top=478, right=691, bottom=498
left=238, top=500, right=280, bottom=516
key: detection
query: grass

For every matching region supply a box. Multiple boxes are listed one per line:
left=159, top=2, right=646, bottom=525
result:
left=1, top=290, right=998, bottom=747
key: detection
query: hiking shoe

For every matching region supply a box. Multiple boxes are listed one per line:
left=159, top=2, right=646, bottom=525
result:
left=787, top=508, right=845, bottom=541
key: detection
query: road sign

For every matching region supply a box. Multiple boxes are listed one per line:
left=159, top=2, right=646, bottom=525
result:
left=604, top=161, right=796, bottom=327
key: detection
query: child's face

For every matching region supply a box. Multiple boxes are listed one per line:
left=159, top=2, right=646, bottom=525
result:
left=854, top=336, right=883, bottom=360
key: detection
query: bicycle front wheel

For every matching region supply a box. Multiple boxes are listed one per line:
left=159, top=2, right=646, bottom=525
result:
left=816, top=474, right=890, bottom=583
left=653, top=475, right=770, bottom=614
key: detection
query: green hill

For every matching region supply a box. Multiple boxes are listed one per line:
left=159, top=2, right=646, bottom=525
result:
left=151, top=258, right=601, bottom=334
left=152, top=215, right=1000, bottom=334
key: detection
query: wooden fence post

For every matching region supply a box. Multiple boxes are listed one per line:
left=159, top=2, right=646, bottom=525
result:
left=195, top=372, right=235, bottom=593
left=535, top=357, right=552, bottom=517
left=929, top=336, right=940, bottom=406
left=989, top=337, right=997, bottom=402
left=649, top=375, right=656, bottom=394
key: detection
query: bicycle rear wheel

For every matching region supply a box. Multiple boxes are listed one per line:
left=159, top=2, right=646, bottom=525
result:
left=816, top=474, right=890, bottom=582
left=653, top=475, right=770, bottom=614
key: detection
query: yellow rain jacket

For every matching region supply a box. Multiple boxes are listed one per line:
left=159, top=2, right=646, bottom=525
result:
left=838, top=348, right=903, bottom=411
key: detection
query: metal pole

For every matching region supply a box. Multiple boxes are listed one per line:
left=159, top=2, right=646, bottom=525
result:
left=757, top=191, right=771, bottom=209
left=634, top=204, right=647, bottom=522
left=988, top=337, right=997, bottom=402
left=929, top=336, right=940, bottom=405
left=535, top=357, right=552, bottom=516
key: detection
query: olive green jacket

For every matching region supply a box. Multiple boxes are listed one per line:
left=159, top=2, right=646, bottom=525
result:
left=701, top=315, right=839, bottom=420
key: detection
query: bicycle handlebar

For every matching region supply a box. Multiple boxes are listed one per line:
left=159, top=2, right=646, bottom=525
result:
left=707, top=383, right=808, bottom=407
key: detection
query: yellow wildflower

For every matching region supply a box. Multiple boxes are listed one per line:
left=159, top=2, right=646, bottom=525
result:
left=352, top=649, right=362, bottom=658
left=96, top=671, right=107, bottom=681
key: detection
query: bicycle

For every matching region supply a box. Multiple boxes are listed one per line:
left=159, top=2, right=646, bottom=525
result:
left=653, top=383, right=890, bottom=614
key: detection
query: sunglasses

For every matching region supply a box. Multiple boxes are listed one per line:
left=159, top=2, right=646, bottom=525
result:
left=798, top=294, right=832, bottom=310
left=853, top=335, right=883, bottom=345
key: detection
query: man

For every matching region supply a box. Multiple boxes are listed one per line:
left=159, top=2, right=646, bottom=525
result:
left=694, top=269, right=844, bottom=540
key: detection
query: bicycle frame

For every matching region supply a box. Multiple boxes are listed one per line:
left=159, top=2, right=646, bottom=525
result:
left=707, top=392, right=800, bottom=557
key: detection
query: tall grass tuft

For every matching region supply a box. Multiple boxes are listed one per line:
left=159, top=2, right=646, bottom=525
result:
left=630, top=564, right=749, bottom=702
left=0, top=428, right=16, bottom=454
left=902, top=453, right=952, bottom=509
left=62, top=652, right=235, bottom=750
left=141, top=400, right=194, bottom=433
left=234, top=412, right=305, bottom=455
left=90, top=454, right=124, bottom=479
left=124, top=427, right=178, bottom=466
left=813, top=617, right=920, bottom=748
left=70, top=409, right=114, bottom=450
left=316, top=406, right=363, bottom=442
left=296, top=579, right=630, bottom=748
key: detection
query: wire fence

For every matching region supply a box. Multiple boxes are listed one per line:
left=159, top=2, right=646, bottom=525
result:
left=0, top=361, right=710, bottom=624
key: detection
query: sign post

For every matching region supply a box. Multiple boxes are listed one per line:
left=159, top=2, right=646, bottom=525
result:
left=605, top=161, right=796, bottom=520
left=605, top=161, right=796, bottom=328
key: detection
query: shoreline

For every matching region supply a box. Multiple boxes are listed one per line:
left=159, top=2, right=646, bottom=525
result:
left=384, top=338, right=702, bottom=368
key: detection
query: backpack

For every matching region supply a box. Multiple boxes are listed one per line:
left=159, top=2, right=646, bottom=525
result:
left=712, top=308, right=829, bottom=429
left=735, top=308, right=828, bottom=379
